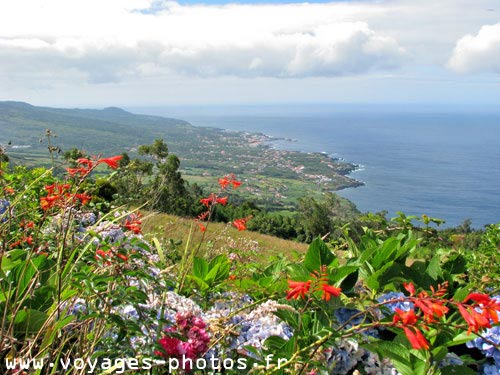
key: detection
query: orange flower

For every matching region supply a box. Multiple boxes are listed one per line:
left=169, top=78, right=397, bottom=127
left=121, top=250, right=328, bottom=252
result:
left=458, top=304, right=491, bottom=334
left=286, top=280, right=312, bottom=300
left=98, top=155, right=123, bottom=169
left=392, top=308, right=418, bottom=326
left=402, top=326, right=430, bottom=350
left=218, top=177, right=230, bottom=189
left=404, top=282, right=416, bottom=296
left=232, top=218, right=248, bottom=231
left=200, top=193, right=216, bottom=207
left=4, top=187, right=15, bottom=194
left=320, top=284, right=342, bottom=301
left=216, top=196, right=228, bottom=205
left=198, top=223, right=207, bottom=232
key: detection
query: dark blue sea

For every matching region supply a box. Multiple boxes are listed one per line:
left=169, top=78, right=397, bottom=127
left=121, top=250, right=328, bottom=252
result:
left=130, top=104, right=500, bottom=228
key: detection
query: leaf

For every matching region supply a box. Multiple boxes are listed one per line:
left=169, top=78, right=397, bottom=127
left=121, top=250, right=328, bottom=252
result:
left=453, top=286, right=471, bottom=302
left=426, top=255, right=442, bottom=280
left=304, top=238, right=334, bottom=273
left=192, top=257, right=208, bottom=279
left=13, top=309, right=48, bottom=333
left=372, top=237, right=399, bottom=269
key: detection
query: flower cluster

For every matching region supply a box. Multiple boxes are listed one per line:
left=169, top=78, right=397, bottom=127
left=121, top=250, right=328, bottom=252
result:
left=67, top=155, right=122, bottom=177
left=195, top=175, right=250, bottom=233
left=388, top=282, right=500, bottom=351
left=156, top=312, right=210, bottom=370
left=466, top=296, right=500, bottom=372
left=286, top=265, right=342, bottom=301
left=40, top=183, right=84, bottom=210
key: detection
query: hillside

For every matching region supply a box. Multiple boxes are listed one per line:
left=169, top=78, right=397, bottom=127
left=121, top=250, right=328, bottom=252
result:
left=0, top=101, right=362, bottom=211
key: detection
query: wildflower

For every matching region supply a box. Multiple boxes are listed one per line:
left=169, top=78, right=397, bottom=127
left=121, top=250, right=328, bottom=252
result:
left=404, top=282, right=416, bottom=296
left=392, top=308, right=429, bottom=350
left=200, top=193, right=216, bottom=207
left=218, top=177, right=230, bottom=189
left=402, top=326, right=430, bottom=350
left=198, top=223, right=207, bottom=232
left=98, top=155, right=123, bottom=169
left=74, top=193, right=92, bottom=205
left=4, top=187, right=14, bottom=194
left=320, top=284, right=342, bottom=301
left=216, top=196, right=228, bottom=205
left=232, top=217, right=248, bottom=231
left=392, top=308, right=418, bottom=326
left=286, top=280, right=312, bottom=300
left=124, top=213, right=142, bottom=234
left=458, top=304, right=491, bottom=334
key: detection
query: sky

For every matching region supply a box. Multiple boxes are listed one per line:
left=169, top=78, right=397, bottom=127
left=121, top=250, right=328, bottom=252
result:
left=0, top=0, right=499, bottom=107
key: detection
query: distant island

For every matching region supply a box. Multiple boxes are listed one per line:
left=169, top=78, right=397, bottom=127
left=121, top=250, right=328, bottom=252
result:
left=0, top=101, right=362, bottom=211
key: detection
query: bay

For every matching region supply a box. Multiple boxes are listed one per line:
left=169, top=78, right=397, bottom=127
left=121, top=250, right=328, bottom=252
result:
left=130, top=104, right=500, bottom=228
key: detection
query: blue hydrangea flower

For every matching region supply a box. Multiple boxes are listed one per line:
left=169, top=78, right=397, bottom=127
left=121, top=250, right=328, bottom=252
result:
left=377, top=292, right=413, bottom=314
left=0, top=199, right=10, bottom=222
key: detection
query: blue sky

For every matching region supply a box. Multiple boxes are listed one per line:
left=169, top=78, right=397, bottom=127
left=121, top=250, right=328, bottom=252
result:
left=0, top=0, right=499, bottom=107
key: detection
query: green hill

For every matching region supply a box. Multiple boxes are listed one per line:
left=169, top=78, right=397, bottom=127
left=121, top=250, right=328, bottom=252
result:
left=0, top=101, right=362, bottom=211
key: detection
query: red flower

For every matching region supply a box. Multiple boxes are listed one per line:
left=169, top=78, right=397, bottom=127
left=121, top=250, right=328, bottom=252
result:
left=464, top=293, right=492, bottom=305
left=218, top=177, right=230, bottom=189
left=415, top=299, right=449, bottom=322
left=200, top=193, right=216, bottom=207
left=98, top=155, right=123, bottom=169
left=231, top=179, right=242, bottom=188
left=286, top=280, right=312, bottom=300
left=74, top=193, right=92, bottom=205
left=198, top=223, right=207, bottom=232
left=4, top=187, right=15, bottom=194
left=216, top=196, right=228, bottom=205
left=320, top=284, right=342, bottom=301
left=392, top=308, right=418, bottom=326
left=404, top=282, right=416, bottom=296
left=124, top=214, right=142, bottom=234
left=402, top=326, right=430, bottom=350
left=458, top=304, right=491, bottom=334
left=232, top=218, right=248, bottom=231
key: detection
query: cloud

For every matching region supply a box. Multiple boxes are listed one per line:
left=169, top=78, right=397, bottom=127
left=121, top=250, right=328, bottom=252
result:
left=448, top=23, right=500, bottom=74
left=0, top=0, right=405, bottom=84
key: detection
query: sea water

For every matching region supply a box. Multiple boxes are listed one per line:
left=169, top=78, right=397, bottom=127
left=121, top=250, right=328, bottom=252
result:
left=131, top=104, right=500, bottom=228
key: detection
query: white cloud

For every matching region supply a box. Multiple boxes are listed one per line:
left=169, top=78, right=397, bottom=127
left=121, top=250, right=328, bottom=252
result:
left=448, top=23, right=500, bottom=74
left=0, top=0, right=406, bottom=85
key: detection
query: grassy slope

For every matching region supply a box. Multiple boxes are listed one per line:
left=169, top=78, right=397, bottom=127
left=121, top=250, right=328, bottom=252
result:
left=141, top=212, right=308, bottom=262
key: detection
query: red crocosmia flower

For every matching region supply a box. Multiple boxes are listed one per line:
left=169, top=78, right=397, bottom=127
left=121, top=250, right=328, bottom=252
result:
left=77, top=158, right=93, bottom=167
left=98, top=155, right=123, bottom=169
left=216, top=196, right=228, bottom=205
left=25, top=236, right=33, bottom=246
left=415, top=300, right=449, bottom=322
left=392, top=308, right=418, bottom=326
left=402, top=326, right=430, bottom=350
left=464, top=293, right=492, bottom=305
left=44, top=184, right=56, bottom=195
left=404, top=282, right=416, bottom=296
left=116, top=253, right=129, bottom=262
left=218, top=177, right=230, bottom=189
left=232, top=218, right=248, bottom=231
left=320, top=284, right=342, bottom=301
left=231, top=179, right=242, bottom=189
left=198, top=223, right=207, bottom=232
left=75, top=193, right=92, bottom=205
left=200, top=193, right=216, bottom=207
left=286, top=280, right=312, bottom=300
left=458, top=304, right=491, bottom=334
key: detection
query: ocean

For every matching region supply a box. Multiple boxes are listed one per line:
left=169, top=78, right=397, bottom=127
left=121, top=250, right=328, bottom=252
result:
left=130, top=104, right=500, bottom=228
